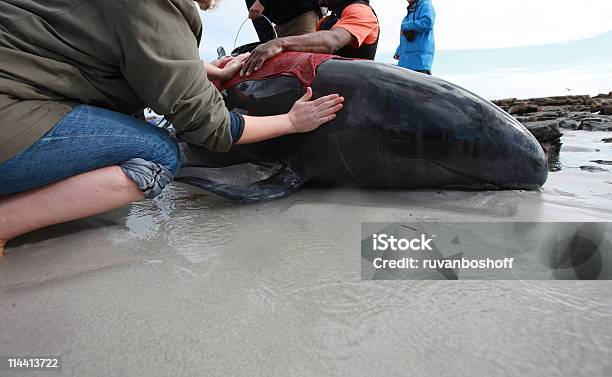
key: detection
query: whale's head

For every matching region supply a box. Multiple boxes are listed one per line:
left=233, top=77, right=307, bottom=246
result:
left=311, top=60, right=549, bottom=190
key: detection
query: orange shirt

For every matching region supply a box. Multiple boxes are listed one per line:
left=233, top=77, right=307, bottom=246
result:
left=317, top=4, right=379, bottom=48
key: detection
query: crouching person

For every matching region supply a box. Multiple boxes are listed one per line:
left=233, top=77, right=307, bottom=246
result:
left=0, top=0, right=344, bottom=254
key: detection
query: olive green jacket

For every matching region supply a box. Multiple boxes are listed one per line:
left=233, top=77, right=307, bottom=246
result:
left=0, top=0, right=232, bottom=164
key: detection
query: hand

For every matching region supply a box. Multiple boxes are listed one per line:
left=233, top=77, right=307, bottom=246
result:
left=249, top=0, right=265, bottom=19
left=195, top=0, right=215, bottom=11
left=287, top=87, right=344, bottom=133
left=240, top=40, right=283, bottom=76
left=219, top=53, right=250, bottom=81
left=210, top=56, right=232, bottom=68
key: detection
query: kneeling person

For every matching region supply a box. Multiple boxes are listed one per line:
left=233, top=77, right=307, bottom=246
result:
left=0, top=0, right=344, bottom=254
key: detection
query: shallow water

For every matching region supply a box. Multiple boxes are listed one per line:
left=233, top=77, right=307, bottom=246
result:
left=1, top=131, right=611, bottom=376
left=551, top=130, right=612, bottom=173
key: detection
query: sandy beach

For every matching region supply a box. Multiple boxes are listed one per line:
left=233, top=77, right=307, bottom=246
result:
left=1, top=128, right=611, bottom=376
left=2, top=0, right=612, bottom=374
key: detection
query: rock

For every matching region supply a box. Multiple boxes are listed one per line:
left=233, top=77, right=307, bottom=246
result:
left=508, top=104, right=539, bottom=115
left=492, top=98, right=517, bottom=107
left=494, top=92, right=612, bottom=170
left=516, top=111, right=565, bottom=123
left=495, top=92, right=612, bottom=142
left=543, top=140, right=563, bottom=163
left=601, top=106, right=612, bottom=115
left=569, top=112, right=612, bottom=123
left=594, top=93, right=612, bottom=99
left=496, top=94, right=610, bottom=111
left=534, top=112, right=565, bottom=121
left=569, top=112, right=595, bottom=120
left=590, top=106, right=603, bottom=113
left=566, top=105, right=592, bottom=112
left=546, top=107, right=570, bottom=117
left=580, top=118, right=612, bottom=131
left=533, top=95, right=592, bottom=107
left=522, top=121, right=563, bottom=162
left=524, top=121, right=563, bottom=142
left=580, top=165, right=609, bottom=172
left=559, top=119, right=580, bottom=130
left=515, top=116, right=531, bottom=123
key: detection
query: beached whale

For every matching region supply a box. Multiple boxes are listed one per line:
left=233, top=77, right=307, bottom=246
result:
left=177, top=55, right=548, bottom=201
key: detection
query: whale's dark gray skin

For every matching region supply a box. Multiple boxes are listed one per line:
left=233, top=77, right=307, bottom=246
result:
left=177, top=58, right=548, bottom=201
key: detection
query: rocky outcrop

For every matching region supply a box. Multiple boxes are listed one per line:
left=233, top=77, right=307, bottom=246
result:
left=508, top=104, right=539, bottom=115
left=493, top=92, right=612, bottom=114
left=493, top=92, right=612, bottom=160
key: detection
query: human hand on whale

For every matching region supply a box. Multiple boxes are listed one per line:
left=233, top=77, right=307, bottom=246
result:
left=235, top=87, right=344, bottom=144
left=240, top=39, right=284, bottom=77
left=288, top=87, right=344, bottom=133
left=204, top=50, right=343, bottom=143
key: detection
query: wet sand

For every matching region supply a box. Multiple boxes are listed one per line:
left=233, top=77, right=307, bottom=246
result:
left=1, top=130, right=611, bottom=376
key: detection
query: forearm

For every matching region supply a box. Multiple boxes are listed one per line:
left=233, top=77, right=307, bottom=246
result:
left=232, top=87, right=343, bottom=145
left=279, top=31, right=346, bottom=54
left=236, top=114, right=295, bottom=144
left=204, top=62, right=225, bottom=81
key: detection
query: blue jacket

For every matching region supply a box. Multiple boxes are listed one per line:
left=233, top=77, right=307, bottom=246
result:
left=395, top=0, right=436, bottom=71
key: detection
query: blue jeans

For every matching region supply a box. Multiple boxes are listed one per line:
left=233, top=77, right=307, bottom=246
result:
left=0, top=105, right=181, bottom=199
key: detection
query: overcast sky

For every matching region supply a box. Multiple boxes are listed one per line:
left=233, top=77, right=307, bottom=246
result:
left=199, top=0, right=612, bottom=99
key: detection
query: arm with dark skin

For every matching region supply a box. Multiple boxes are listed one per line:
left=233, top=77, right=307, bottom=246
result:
left=241, top=28, right=355, bottom=76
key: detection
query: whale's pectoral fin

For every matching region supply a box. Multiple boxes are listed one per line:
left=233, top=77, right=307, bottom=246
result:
left=175, top=162, right=305, bottom=202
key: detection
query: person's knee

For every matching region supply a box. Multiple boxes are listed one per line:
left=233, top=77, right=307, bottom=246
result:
left=164, top=138, right=182, bottom=176
left=119, top=129, right=182, bottom=199
left=119, top=158, right=175, bottom=199
left=149, top=130, right=182, bottom=177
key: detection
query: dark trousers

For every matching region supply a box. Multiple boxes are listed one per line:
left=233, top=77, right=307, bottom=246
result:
left=245, top=0, right=276, bottom=42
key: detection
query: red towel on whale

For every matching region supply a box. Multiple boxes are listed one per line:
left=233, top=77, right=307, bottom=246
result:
left=213, top=52, right=343, bottom=91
